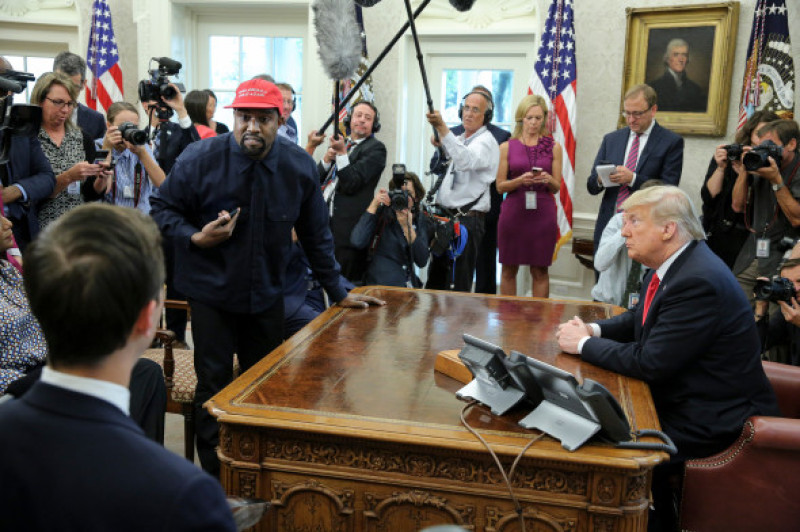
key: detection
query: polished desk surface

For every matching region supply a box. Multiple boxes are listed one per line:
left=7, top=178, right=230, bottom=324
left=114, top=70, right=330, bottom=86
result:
left=208, top=287, right=666, bottom=469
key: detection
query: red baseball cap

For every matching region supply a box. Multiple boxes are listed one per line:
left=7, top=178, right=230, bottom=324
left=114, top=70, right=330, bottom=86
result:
left=225, top=79, right=284, bottom=113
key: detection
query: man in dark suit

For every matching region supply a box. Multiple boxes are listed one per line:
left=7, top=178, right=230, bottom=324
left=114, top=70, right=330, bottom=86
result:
left=647, top=39, right=707, bottom=113
left=1, top=56, right=56, bottom=249
left=557, top=185, right=779, bottom=531
left=429, top=85, right=510, bottom=294
left=587, top=84, right=684, bottom=255
left=0, top=203, right=236, bottom=531
left=53, top=51, right=106, bottom=140
left=312, top=101, right=387, bottom=284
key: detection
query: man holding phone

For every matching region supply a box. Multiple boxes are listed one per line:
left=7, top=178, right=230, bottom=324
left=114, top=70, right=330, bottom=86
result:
left=586, top=84, right=683, bottom=261
left=151, top=79, right=384, bottom=477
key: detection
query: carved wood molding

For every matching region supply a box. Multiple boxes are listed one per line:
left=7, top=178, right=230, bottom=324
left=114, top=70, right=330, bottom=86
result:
left=260, top=431, right=589, bottom=495
left=271, top=479, right=355, bottom=515
left=485, top=505, right=578, bottom=532
left=364, top=489, right=475, bottom=529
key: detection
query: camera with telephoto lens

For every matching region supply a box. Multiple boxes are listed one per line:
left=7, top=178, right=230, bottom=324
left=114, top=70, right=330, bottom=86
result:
left=118, top=122, right=147, bottom=145
left=137, top=57, right=185, bottom=120
left=755, top=276, right=796, bottom=303
left=743, top=140, right=783, bottom=171
left=722, top=143, right=744, bottom=163
left=388, top=163, right=410, bottom=211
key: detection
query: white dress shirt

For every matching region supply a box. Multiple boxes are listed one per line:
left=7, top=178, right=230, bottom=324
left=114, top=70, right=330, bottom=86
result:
left=436, top=126, right=500, bottom=212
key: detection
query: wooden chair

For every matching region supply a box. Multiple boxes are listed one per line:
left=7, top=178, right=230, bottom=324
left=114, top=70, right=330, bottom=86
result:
left=141, top=300, right=197, bottom=461
left=679, top=361, right=800, bottom=531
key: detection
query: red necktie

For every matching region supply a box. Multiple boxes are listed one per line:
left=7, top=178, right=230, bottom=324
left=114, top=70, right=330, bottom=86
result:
left=642, top=272, right=660, bottom=324
left=616, top=134, right=641, bottom=211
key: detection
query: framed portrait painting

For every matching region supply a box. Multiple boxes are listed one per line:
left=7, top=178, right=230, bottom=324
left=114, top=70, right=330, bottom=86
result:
left=619, top=3, right=739, bottom=136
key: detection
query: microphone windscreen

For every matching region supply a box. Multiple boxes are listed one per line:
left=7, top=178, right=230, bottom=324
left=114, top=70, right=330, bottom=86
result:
left=448, top=0, right=477, bottom=12
left=313, top=0, right=363, bottom=80
left=154, top=57, right=183, bottom=71
left=354, top=0, right=382, bottom=5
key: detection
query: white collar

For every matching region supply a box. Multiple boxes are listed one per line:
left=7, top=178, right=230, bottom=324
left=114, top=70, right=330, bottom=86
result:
left=655, top=240, right=692, bottom=281
left=41, top=366, right=130, bottom=415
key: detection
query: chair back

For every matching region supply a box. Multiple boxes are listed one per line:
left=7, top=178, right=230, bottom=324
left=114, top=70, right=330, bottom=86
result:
left=763, top=360, right=800, bottom=419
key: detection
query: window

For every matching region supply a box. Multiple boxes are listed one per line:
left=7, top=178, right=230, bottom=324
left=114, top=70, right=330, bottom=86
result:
left=5, top=55, right=54, bottom=103
left=207, top=36, right=302, bottom=132
left=440, top=69, right=514, bottom=133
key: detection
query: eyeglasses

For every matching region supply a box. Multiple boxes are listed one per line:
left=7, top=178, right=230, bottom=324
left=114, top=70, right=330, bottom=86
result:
left=621, top=107, right=652, bottom=119
left=45, top=98, right=77, bottom=110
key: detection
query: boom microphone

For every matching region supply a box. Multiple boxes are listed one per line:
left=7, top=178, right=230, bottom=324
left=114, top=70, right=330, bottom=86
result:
left=449, top=0, right=477, bottom=11
left=313, top=0, right=362, bottom=81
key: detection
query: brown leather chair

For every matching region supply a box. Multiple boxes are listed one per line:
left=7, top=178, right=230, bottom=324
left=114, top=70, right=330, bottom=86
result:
left=680, top=361, right=800, bottom=531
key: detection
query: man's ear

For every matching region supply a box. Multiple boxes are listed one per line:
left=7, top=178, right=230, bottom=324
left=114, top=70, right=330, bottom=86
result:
left=786, top=138, right=797, bottom=154
left=663, top=221, right=677, bottom=240
left=133, top=299, right=160, bottom=338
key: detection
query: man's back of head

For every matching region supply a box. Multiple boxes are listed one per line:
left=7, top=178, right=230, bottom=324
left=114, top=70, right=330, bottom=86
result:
left=24, top=203, right=165, bottom=369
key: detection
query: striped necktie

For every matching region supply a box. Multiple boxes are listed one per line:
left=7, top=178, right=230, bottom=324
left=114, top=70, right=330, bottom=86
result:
left=616, top=134, right=640, bottom=211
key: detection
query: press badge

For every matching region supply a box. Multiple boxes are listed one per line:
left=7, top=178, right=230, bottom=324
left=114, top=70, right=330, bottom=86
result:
left=123, top=185, right=135, bottom=199
left=756, top=238, right=770, bottom=258
left=67, top=181, right=80, bottom=195
left=628, top=292, right=640, bottom=309
left=525, top=191, right=537, bottom=210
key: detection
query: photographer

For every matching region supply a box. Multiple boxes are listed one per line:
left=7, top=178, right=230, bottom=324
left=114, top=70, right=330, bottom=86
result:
left=350, top=170, right=429, bottom=287
left=139, top=58, right=199, bottom=175
left=732, top=119, right=800, bottom=302
left=99, top=102, right=165, bottom=214
left=755, top=243, right=800, bottom=366
left=702, top=110, right=778, bottom=268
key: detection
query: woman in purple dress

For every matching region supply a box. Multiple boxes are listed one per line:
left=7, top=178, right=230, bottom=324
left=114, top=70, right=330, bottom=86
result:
left=496, top=94, right=562, bottom=298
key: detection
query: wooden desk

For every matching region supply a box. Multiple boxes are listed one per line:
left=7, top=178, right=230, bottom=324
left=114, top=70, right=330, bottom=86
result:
left=208, top=287, right=667, bottom=531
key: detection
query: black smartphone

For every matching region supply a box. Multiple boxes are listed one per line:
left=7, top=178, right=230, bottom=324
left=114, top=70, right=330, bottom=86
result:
left=220, top=207, right=240, bottom=226
left=93, top=149, right=109, bottom=165
left=531, top=166, right=543, bottom=172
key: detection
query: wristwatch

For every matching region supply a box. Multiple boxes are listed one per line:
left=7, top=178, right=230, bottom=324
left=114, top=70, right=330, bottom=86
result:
left=773, top=182, right=785, bottom=192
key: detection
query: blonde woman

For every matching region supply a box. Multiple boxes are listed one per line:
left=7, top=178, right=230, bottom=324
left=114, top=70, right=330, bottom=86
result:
left=496, top=94, right=562, bottom=297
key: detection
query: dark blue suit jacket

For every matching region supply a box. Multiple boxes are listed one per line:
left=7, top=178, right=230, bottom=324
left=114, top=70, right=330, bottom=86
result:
left=582, top=241, right=779, bottom=461
left=587, top=123, right=683, bottom=248
left=76, top=103, right=107, bottom=141
left=2, top=133, right=55, bottom=245
left=0, top=381, right=236, bottom=531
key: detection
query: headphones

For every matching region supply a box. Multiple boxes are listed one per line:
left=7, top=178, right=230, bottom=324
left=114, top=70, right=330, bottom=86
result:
left=344, top=101, right=381, bottom=134
left=458, top=91, right=494, bottom=125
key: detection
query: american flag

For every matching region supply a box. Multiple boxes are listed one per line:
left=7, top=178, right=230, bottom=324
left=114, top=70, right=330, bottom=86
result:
left=737, top=0, right=794, bottom=128
left=85, top=0, right=124, bottom=114
left=335, top=4, right=375, bottom=137
left=528, top=0, right=576, bottom=258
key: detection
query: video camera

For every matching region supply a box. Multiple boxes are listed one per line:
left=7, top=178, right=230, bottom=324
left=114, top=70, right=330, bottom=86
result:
left=1, top=69, right=41, bottom=173
left=137, top=57, right=185, bottom=120
left=743, top=140, right=783, bottom=171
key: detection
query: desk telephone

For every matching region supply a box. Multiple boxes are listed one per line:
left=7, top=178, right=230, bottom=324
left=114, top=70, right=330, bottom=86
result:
left=457, top=334, right=676, bottom=453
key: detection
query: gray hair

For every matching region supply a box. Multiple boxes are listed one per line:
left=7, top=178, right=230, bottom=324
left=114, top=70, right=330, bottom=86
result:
left=622, top=185, right=705, bottom=243
left=53, top=51, right=87, bottom=82
left=663, top=38, right=689, bottom=63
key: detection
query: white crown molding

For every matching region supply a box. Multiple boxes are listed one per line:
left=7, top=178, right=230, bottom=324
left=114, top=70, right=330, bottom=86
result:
left=418, top=0, right=536, bottom=29
left=0, top=0, right=73, bottom=17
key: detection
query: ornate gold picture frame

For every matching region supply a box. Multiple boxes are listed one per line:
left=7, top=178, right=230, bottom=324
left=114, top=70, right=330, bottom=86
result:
left=619, top=2, right=740, bottom=136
